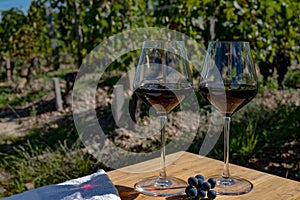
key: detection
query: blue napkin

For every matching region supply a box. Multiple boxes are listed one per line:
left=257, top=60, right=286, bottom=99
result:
left=3, top=169, right=121, bottom=200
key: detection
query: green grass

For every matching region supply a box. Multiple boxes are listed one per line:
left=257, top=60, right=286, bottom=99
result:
left=187, top=89, right=300, bottom=180
left=284, top=69, right=300, bottom=88
left=203, top=102, right=299, bottom=155
left=0, top=142, right=101, bottom=197
left=0, top=87, right=48, bottom=110
left=0, top=122, right=109, bottom=198
left=1, top=122, right=78, bottom=155
left=0, top=86, right=13, bottom=109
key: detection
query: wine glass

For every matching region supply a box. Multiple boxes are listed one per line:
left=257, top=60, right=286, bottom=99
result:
left=133, top=40, right=193, bottom=196
left=199, top=41, right=258, bottom=195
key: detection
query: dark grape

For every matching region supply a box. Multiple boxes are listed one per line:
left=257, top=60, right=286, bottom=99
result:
left=197, top=189, right=206, bottom=198
left=195, top=174, right=205, bottom=181
left=185, top=186, right=197, bottom=198
left=185, top=185, right=193, bottom=195
left=201, top=182, right=211, bottom=191
left=207, top=177, right=216, bottom=189
left=207, top=190, right=217, bottom=199
left=188, top=177, right=198, bottom=187
left=196, top=178, right=204, bottom=188
left=185, top=175, right=217, bottom=200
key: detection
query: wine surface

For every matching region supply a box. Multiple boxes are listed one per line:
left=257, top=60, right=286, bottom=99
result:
left=135, top=83, right=192, bottom=115
left=199, top=83, right=257, bottom=117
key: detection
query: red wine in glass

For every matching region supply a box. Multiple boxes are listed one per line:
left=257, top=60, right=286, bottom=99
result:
left=199, top=83, right=257, bottom=117
left=133, top=40, right=193, bottom=196
left=135, top=82, right=193, bottom=115
left=199, top=41, right=258, bottom=195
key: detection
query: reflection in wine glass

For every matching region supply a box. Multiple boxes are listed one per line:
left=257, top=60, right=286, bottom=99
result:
left=133, top=40, right=193, bottom=196
left=199, top=41, right=258, bottom=195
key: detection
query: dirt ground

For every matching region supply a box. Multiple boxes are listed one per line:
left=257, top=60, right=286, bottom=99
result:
left=0, top=87, right=299, bottom=182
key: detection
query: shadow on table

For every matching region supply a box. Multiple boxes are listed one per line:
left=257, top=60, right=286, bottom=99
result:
left=166, top=195, right=190, bottom=200
left=115, top=185, right=193, bottom=200
left=115, top=185, right=140, bottom=200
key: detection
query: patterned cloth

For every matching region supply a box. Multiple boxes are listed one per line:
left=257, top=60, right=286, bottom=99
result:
left=3, top=169, right=121, bottom=200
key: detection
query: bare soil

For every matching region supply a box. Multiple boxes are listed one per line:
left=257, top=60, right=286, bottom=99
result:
left=0, top=86, right=299, bottom=182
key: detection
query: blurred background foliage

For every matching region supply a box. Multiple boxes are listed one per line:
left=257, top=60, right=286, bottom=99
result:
left=0, top=0, right=299, bottom=88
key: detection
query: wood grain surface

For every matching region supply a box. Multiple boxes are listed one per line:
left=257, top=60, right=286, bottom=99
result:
left=108, top=151, right=300, bottom=200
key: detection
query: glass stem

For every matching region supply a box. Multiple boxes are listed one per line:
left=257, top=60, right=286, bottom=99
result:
left=222, top=116, right=231, bottom=179
left=159, top=115, right=167, bottom=178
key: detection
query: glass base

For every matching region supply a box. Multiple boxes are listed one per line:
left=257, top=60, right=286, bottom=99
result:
left=134, top=176, right=187, bottom=196
left=212, top=175, right=253, bottom=195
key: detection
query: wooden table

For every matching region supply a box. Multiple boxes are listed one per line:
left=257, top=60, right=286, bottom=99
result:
left=108, top=151, right=300, bottom=199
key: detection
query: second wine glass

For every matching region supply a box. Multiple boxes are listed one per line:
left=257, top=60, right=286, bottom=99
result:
left=199, top=41, right=258, bottom=195
left=133, top=40, right=193, bottom=196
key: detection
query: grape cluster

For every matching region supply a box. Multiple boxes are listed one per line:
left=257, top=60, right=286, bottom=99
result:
left=185, top=174, right=217, bottom=200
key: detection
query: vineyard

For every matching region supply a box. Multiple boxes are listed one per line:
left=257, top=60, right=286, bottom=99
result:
left=0, top=0, right=300, bottom=89
left=0, top=0, right=300, bottom=197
